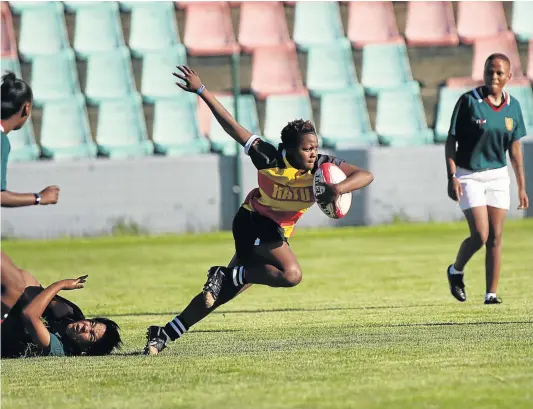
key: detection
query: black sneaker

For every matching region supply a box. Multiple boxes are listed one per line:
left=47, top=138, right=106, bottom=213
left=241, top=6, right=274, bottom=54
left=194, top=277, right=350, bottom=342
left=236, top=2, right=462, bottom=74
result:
left=143, top=326, right=170, bottom=356
left=447, top=265, right=466, bottom=302
left=484, top=296, right=502, bottom=305
left=202, top=266, right=227, bottom=308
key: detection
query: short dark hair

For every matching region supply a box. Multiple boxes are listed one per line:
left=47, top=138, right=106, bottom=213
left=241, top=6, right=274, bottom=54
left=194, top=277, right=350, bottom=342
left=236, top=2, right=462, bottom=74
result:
left=280, top=119, right=316, bottom=149
left=485, top=53, right=511, bottom=68
left=1, top=72, right=33, bottom=120
left=85, top=317, right=122, bottom=356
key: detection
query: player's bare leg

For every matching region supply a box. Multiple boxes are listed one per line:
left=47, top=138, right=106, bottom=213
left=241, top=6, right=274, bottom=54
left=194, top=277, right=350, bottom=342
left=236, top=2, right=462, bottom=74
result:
left=484, top=206, right=506, bottom=304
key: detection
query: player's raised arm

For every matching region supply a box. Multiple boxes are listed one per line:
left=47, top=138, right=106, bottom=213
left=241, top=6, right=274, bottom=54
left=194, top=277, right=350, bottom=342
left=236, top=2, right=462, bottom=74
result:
left=173, top=65, right=252, bottom=146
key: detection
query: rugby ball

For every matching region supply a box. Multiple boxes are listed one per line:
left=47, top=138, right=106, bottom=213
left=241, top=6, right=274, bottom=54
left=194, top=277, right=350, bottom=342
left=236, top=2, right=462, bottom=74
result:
left=313, top=163, right=352, bottom=219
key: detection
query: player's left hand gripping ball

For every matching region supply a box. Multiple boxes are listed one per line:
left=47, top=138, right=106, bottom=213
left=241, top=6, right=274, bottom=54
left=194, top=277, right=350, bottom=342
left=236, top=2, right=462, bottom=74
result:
left=313, top=163, right=352, bottom=219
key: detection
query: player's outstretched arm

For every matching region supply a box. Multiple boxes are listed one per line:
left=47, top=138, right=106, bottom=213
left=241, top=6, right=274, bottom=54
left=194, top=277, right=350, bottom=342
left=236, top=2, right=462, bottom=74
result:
left=173, top=65, right=252, bottom=146
left=21, top=275, right=87, bottom=349
left=1, top=185, right=60, bottom=208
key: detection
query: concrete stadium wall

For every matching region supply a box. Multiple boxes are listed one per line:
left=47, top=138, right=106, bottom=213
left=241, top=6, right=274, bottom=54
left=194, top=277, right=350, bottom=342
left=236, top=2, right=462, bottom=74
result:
left=2, top=141, right=532, bottom=239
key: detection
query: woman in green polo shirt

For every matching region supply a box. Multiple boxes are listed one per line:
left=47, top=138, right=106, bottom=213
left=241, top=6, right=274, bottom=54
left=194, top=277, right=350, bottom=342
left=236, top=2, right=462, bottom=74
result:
left=445, top=53, right=529, bottom=305
left=1, top=72, right=60, bottom=319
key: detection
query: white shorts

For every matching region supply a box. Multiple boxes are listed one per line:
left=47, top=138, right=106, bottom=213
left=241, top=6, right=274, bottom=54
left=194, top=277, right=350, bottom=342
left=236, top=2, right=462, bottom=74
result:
left=456, top=166, right=510, bottom=211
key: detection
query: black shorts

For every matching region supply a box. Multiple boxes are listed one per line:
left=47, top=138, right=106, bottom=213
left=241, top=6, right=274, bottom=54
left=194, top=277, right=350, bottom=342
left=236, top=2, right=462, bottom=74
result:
left=232, top=207, right=287, bottom=264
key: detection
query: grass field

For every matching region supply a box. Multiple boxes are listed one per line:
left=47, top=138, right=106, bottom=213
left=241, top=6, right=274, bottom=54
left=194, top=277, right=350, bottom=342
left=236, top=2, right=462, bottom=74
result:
left=1, top=220, right=532, bottom=409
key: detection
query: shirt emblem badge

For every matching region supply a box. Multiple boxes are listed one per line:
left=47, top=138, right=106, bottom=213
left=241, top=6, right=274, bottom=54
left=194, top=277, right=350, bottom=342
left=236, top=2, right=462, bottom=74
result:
left=504, top=117, right=513, bottom=131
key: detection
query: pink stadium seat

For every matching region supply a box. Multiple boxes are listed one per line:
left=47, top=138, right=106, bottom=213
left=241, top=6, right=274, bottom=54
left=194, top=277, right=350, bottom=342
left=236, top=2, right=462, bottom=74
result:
left=184, top=2, right=239, bottom=56
left=177, top=1, right=221, bottom=9
left=447, top=31, right=528, bottom=88
left=405, top=1, right=459, bottom=47
left=251, top=42, right=305, bottom=99
left=528, top=40, right=533, bottom=82
left=457, top=1, right=507, bottom=44
left=347, top=2, right=400, bottom=48
left=238, top=2, right=291, bottom=53
left=1, top=3, right=17, bottom=57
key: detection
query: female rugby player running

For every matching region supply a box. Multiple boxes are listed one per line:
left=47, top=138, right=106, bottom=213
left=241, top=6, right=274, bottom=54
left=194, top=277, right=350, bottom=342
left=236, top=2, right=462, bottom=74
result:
left=144, top=66, right=373, bottom=355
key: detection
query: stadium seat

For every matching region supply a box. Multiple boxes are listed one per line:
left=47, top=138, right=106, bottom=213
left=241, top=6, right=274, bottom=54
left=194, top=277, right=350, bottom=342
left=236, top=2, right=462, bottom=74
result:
left=96, top=94, right=153, bottom=158
left=31, top=49, right=80, bottom=106
left=457, top=1, right=507, bottom=44
left=153, top=96, right=209, bottom=156
left=184, top=2, right=239, bottom=56
left=264, top=93, right=316, bottom=146
left=63, top=2, right=98, bottom=12
left=507, top=85, right=533, bottom=136
left=7, top=118, right=39, bottom=162
left=7, top=1, right=45, bottom=14
left=141, top=45, right=187, bottom=103
left=293, top=1, right=344, bottom=51
left=405, top=1, right=459, bottom=47
left=198, top=94, right=260, bottom=155
left=40, top=94, right=97, bottom=160
left=376, top=82, right=434, bottom=147
left=18, top=2, right=69, bottom=61
left=512, top=2, right=533, bottom=43
left=528, top=40, right=533, bottom=82
left=251, top=43, right=305, bottom=100
left=471, top=31, right=525, bottom=82
left=320, top=86, right=378, bottom=149
left=347, top=1, right=401, bottom=48
left=73, top=2, right=125, bottom=59
left=306, top=38, right=358, bottom=97
left=85, top=47, right=136, bottom=105
left=1, top=56, right=22, bottom=77
left=361, top=41, right=413, bottom=96
left=238, top=1, right=291, bottom=53
left=129, top=2, right=180, bottom=58
left=1, top=3, right=17, bottom=57
left=434, top=86, right=470, bottom=143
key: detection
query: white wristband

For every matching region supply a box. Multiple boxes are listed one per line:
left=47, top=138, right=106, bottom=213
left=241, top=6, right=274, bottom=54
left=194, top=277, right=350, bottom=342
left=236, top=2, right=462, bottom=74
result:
left=244, top=135, right=261, bottom=156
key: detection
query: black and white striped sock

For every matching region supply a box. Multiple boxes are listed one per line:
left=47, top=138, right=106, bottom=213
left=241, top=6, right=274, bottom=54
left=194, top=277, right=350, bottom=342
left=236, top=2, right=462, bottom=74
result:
left=163, top=316, right=189, bottom=341
left=231, top=266, right=247, bottom=287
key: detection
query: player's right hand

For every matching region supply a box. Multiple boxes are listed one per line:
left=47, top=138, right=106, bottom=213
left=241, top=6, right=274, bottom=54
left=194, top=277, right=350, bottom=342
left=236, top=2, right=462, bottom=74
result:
left=39, top=185, right=60, bottom=205
left=447, top=178, right=463, bottom=202
left=173, top=66, right=203, bottom=93
left=60, top=275, right=88, bottom=291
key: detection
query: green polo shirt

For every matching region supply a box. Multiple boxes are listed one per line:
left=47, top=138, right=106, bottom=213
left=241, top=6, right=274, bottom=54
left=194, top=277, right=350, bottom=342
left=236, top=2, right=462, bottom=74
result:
left=449, top=86, right=527, bottom=171
left=1, top=130, right=10, bottom=191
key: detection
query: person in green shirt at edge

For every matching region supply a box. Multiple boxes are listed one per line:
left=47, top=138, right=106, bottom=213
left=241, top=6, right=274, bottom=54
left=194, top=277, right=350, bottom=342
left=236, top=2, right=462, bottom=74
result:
left=445, top=53, right=529, bottom=305
left=1, top=72, right=60, bottom=321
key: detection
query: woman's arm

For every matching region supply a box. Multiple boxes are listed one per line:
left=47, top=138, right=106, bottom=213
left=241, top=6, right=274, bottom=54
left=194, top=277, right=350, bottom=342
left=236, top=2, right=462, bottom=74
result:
left=22, top=276, right=87, bottom=349
left=509, top=140, right=529, bottom=209
left=445, top=134, right=463, bottom=201
left=316, top=162, right=373, bottom=203
left=173, top=66, right=252, bottom=146
left=1, top=185, right=60, bottom=208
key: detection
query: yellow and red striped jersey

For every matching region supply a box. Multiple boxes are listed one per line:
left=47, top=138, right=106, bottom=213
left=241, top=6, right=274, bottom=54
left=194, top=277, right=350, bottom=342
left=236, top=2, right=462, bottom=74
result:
left=242, top=139, right=343, bottom=238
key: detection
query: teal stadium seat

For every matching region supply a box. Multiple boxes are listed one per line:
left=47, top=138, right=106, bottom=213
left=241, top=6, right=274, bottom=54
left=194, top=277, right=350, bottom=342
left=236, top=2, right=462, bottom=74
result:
left=141, top=45, right=187, bottom=103
left=85, top=47, right=136, bottom=105
left=1, top=56, right=22, bottom=77
left=512, top=2, right=533, bottom=42
left=264, top=93, right=317, bottom=146
left=73, top=2, right=125, bottom=59
left=361, top=41, right=413, bottom=96
left=320, top=86, right=378, bottom=149
left=31, top=48, right=80, bottom=106
left=63, top=2, right=99, bottom=12
left=18, top=2, right=69, bottom=61
left=435, top=86, right=469, bottom=143
left=306, top=38, right=357, bottom=97
left=376, top=82, right=434, bottom=146
left=293, top=1, right=344, bottom=51
left=118, top=2, right=154, bottom=12
left=507, top=85, right=533, bottom=136
left=208, top=95, right=260, bottom=156
left=8, top=1, right=47, bottom=14
left=96, top=94, right=153, bottom=158
left=40, top=94, right=97, bottom=160
left=7, top=118, right=39, bottom=162
left=153, top=96, right=209, bottom=156
left=129, top=2, right=179, bottom=58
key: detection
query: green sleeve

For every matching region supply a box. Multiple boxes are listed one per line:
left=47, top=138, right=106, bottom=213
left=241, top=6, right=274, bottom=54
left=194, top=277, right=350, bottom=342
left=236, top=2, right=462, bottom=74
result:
left=448, top=95, right=469, bottom=138
left=1, top=134, right=10, bottom=191
left=512, top=100, right=527, bottom=141
left=44, top=333, right=66, bottom=357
